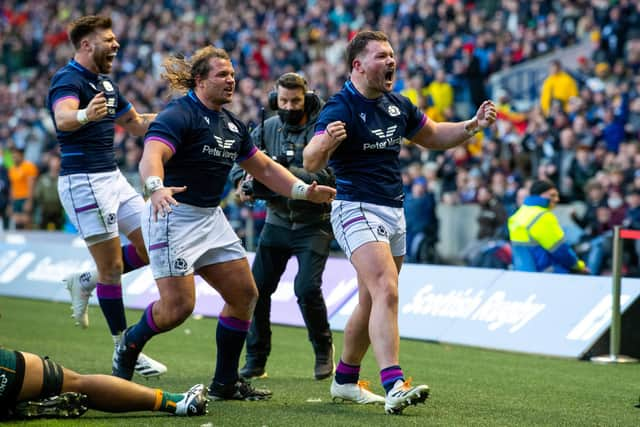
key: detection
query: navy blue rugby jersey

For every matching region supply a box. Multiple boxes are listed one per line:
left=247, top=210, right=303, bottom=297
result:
left=314, top=80, right=427, bottom=208
left=47, top=59, right=131, bottom=176
left=144, top=90, right=257, bottom=208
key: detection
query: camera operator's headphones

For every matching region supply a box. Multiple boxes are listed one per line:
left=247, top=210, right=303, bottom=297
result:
left=267, top=72, right=320, bottom=113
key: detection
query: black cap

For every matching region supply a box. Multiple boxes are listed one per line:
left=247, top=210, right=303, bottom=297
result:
left=530, top=179, right=555, bottom=196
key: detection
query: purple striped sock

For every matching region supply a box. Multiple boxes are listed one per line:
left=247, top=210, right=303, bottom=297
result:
left=145, top=302, right=160, bottom=332
left=335, top=360, right=360, bottom=384
left=218, top=315, right=250, bottom=332
left=380, top=365, right=404, bottom=393
left=122, top=244, right=146, bottom=273
left=96, top=283, right=126, bottom=335
left=96, top=283, right=122, bottom=299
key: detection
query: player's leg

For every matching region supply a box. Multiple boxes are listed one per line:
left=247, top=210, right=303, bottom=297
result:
left=242, top=223, right=291, bottom=379
left=292, top=224, right=334, bottom=380
left=14, top=351, right=207, bottom=417
left=198, top=257, right=271, bottom=401
left=58, top=172, right=126, bottom=331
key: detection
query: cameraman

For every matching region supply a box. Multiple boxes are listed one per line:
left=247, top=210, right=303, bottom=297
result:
left=233, top=73, right=335, bottom=380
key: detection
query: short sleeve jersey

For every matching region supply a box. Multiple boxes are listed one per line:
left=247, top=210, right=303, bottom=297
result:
left=47, top=59, right=132, bottom=176
left=314, top=80, right=427, bottom=208
left=144, top=91, right=257, bottom=208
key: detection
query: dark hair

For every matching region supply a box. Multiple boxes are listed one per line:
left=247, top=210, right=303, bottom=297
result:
left=68, top=15, right=113, bottom=49
left=276, top=72, right=308, bottom=92
left=346, top=30, right=389, bottom=71
left=162, top=46, right=230, bottom=92
left=530, top=179, right=555, bottom=196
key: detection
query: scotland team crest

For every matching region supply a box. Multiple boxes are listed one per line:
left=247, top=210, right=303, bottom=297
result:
left=387, top=105, right=400, bottom=117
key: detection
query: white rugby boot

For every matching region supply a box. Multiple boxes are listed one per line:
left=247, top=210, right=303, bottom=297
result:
left=330, top=379, right=385, bottom=405
left=63, top=270, right=97, bottom=329
left=384, top=378, right=430, bottom=415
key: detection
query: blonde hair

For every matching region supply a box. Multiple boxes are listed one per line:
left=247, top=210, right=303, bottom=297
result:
left=162, top=46, right=230, bottom=92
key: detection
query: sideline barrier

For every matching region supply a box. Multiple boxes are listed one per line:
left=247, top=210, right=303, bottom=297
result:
left=591, top=226, right=639, bottom=364
left=2, top=231, right=639, bottom=359
left=0, top=232, right=357, bottom=328
left=330, top=264, right=640, bottom=359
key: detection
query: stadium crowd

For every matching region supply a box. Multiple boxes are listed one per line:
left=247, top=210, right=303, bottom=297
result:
left=2, top=0, right=640, bottom=274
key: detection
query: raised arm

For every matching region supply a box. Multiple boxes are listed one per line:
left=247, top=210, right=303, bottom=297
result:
left=53, top=93, right=108, bottom=132
left=303, top=121, right=347, bottom=172
left=411, top=100, right=496, bottom=150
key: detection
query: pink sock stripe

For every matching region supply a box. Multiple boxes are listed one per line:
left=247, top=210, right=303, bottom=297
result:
left=96, top=283, right=122, bottom=299
left=124, top=244, right=146, bottom=269
left=145, top=302, right=160, bottom=332
left=218, top=315, right=250, bottom=332
left=380, top=368, right=403, bottom=384
left=336, top=360, right=360, bottom=375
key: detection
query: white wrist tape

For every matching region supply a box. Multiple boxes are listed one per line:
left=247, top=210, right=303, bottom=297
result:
left=464, top=119, right=479, bottom=137
left=76, top=109, right=89, bottom=125
left=291, top=181, right=310, bottom=200
left=144, top=176, right=164, bottom=195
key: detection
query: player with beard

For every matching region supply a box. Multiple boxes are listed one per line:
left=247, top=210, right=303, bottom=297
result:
left=111, top=46, right=335, bottom=401
left=304, top=30, right=497, bottom=415
left=46, top=15, right=165, bottom=378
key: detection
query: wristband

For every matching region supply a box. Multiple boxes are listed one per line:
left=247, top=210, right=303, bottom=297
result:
left=144, top=176, right=164, bottom=196
left=464, top=119, right=480, bottom=137
left=76, top=109, right=89, bottom=125
left=291, top=181, right=310, bottom=200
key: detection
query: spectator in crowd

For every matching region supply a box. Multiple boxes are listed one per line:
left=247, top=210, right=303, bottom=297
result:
left=33, top=152, right=64, bottom=230
left=7, top=147, right=38, bottom=229
left=0, top=347, right=208, bottom=420
left=540, top=60, right=579, bottom=117
left=404, top=176, right=439, bottom=263
left=508, top=179, right=589, bottom=274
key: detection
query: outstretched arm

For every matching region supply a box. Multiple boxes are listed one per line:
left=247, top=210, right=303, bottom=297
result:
left=241, top=150, right=335, bottom=203
left=117, top=106, right=157, bottom=136
left=411, top=100, right=496, bottom=150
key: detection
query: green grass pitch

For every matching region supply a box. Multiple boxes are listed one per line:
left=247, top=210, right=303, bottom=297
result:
left=1, top=296, right=638, bottom=426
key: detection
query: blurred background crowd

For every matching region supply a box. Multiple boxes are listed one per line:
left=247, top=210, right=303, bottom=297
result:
left=2, top=0, right=640, bottom=274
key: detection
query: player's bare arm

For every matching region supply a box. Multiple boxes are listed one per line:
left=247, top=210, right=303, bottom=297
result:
left=303, top=120, right=347, bottom=172
left=411, top=100, right=497, bottom=150
left=241, top=150, right=336, bottom=203
left=139, top=139, right=186, bottom=221
left=117, top=108, right=157, bottom=136
left=53, top=92, right=107, bottom=131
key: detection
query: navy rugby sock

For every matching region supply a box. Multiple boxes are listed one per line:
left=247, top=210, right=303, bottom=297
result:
left=380, top=365, right=404, bottom=393
left=121, top=244, right=146, bottom=273
left=96, top=283, right=127, bottom=335
left=126, top=302, right=161, bottom=348
left=335, top=360, right=360, bottom=385
left=213, top=316, right=250, bottom=385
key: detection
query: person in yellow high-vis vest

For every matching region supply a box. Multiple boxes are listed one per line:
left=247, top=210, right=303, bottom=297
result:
left=508, top=180, right=589, bottom=273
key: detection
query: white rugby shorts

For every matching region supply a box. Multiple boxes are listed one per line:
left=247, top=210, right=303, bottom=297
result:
left=141, top=201, right=246, bottom=279
left=330, top=200, right=406, bottom=259
left=58, top=169, right=144, bottom=240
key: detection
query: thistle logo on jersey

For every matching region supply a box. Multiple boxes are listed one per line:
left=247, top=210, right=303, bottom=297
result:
left=227, top=122, right=239, bottom=133
left=98, top=77, right=117, bottom=116
left=364, top=125, right=401, bottom=150
left=388, top=105, right=401, bottom=116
